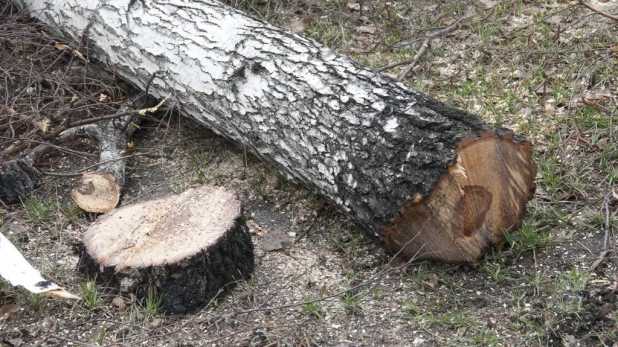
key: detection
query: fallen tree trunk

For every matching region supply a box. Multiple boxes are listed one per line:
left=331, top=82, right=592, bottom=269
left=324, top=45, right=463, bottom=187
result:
left=14, top=0, right=536, bottom=262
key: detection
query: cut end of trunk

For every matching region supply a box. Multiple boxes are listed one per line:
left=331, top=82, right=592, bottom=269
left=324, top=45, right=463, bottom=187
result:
left=71, top=172, right=120, bottom=213
left=381, top=132, right=536, bottom=263
left=78, top=185, right=254, bottom=314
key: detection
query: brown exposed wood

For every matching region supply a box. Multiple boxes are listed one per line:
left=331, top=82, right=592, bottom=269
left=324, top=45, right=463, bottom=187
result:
left=78, top=185, right=254, bottom=314
left=381, top=132, right=536, bottom=262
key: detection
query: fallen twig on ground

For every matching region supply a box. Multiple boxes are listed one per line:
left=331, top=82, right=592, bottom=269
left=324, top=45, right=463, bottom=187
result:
left=397, top=21, right=462, bottom=80
left=383, top=4, right=495, bottom=80
left=590, top=192, right=615, bottom=270
left=579, top=0, right=618, bottom=22
left=375, top=20, right=463, bottom=78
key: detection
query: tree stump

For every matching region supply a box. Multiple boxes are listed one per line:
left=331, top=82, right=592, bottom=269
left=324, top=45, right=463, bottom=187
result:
left=78, top=185, right=254, bottom=314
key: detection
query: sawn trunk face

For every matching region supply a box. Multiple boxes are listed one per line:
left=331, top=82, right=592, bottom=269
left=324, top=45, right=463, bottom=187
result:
left=16, top=0, right=528, bottom=261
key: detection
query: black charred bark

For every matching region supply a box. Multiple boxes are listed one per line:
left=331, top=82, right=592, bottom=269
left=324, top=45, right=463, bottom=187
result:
left=0, top=160, right=40, bottom=205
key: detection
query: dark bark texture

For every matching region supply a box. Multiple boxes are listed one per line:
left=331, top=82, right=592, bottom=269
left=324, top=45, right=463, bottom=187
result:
left=0, top=160, right=40, bottom=204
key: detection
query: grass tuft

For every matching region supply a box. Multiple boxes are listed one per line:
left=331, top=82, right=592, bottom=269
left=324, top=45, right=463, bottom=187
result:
left=23, top=196, right=54, bottom=223
left=79, top=281, right=102, bottom=311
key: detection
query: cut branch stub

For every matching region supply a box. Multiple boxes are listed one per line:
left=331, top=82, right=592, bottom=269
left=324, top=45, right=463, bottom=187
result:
left=71, top=172, right=120, bottom=213
left=381, top=132, right=536, bottom=263
left=78, top=185, right=254, bottom=314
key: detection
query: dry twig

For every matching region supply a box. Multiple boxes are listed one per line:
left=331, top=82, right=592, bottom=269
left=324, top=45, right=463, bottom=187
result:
left=379, top=20, right=464, bottom=80
left=579, top=0, right=618, bottom=22
left=590, top=192, right=615, bottom=270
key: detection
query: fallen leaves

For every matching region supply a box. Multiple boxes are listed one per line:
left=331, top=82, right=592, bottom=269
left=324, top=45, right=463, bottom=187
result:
left=287, top=17, right=312, bottom=34
left=53, top=41, right=88, bottom=62
left=0, top=304, right=20, bottom=320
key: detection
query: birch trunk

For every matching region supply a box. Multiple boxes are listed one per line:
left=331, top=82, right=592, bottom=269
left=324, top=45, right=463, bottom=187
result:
left=14, top=0, right=536, bottom=262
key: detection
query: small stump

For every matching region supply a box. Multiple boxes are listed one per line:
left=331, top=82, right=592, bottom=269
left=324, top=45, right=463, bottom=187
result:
left=71, top=172, right=120, bottom=213
left=78, top=185, right=254, bottom=314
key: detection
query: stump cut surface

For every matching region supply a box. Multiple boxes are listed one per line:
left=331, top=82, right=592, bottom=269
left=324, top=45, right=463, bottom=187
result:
left=71, top=172, right=120, bottom=213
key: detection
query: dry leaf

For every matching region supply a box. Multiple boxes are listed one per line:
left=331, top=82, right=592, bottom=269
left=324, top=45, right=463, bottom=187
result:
left=287, top=18, right=307, bottom=34
left=425, top=273, right=439, bottom=289
left=54, top=42, right=69, bottom=50
left=356, top=26, right=377, bottom=34
left=0, top=105, right=16, bottom=116
left=99, top=94, right=108, bottom=102
left=0, top=304, right=20, bottom=320
left=586, top=87, right=612, bottom=100
left=72, top=49, right=88, bottom=62
left=535, top=82, right=553, bottom=95
left=112, top=296, right=127, bottom=310
left=42, top=289, right=81, bottom=300
left=545, top=99, right=556, bottom=116
left=37, top=118, right=50, bottom=133
left=440, top=13, right=456, bottom=26
left=479, top=0, right=500, bottom=9
left=544, top=15, right=563, bottom=26
left=347, top=2, right=360, bottom=11
left=126, top=141, right=134, bottom=149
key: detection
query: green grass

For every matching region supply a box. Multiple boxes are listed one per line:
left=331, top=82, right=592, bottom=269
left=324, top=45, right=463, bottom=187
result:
left=525, top=269, right=546, bottom=297
left=503, top=223, right=557, bottom=254
left=61, top=205, right=82, bottom=223
left=3, top=0, right=617, bottom=345
left=480, top=261, right=509, bottom=284
left=23, top=196, right=54, bottom=223
left=170, top=181, right=188, bottom=194
left=141, top=289, right=163, bottom=318
left=403, top=297, right=476, bottom=329
left=340, top=291, right=364, bottom=314
left=301, top=294, right=324, bottom=321
left=92, top=328, right=106, bottom=346
left=26, top=294, right=47, bottom=315
left=553, top=268, right=590, bottom=293
left=78, top=281, right=102, bottom=311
